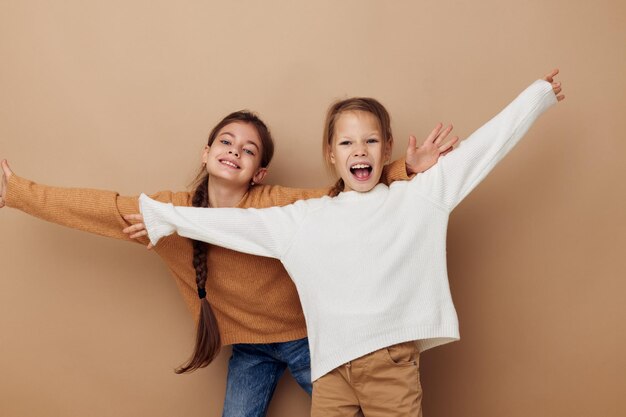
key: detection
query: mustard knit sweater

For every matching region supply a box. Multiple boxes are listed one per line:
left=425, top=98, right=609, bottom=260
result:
left=6, top=159, right=409, bottom=345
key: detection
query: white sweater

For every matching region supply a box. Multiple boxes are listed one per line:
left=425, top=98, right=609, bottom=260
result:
left=140, top=80, right=557, bottom=381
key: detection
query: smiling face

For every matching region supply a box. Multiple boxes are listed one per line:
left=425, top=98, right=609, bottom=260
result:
left=329, top=110, right=393, bottom=193
left=202, top=121, right=267, bottom=188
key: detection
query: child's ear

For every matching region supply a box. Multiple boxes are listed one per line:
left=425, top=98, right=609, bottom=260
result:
left=329, top=149, right=336, bottom=165
left=252, top=168, right=268, bottom=185
left=201, top=145, right=210, bottom=165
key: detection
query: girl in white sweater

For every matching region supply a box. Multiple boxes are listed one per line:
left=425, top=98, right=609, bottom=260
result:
left=128, top=70, right=564, bottom=416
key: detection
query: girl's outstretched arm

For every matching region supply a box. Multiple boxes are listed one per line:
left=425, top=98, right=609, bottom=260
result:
left=134, top=194, right=308, bottom=260
left=412, top=70, right=564, bottom=211
left=122, top=124, right=459, bottom=249
left=0, top=159, right=188, bottom=246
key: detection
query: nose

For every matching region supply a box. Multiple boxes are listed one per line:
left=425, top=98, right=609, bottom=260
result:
left=228, top=149, right=240, bottom=157
left=353, top=144, right=367, bottom=157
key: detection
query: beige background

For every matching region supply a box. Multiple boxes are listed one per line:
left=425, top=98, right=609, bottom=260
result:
left=1, top=1, right=624, bottom=416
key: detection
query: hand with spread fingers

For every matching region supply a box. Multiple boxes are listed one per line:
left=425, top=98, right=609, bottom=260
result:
left=0, top=159, right=14, bottom=209
left=544, top=68, right=565, bottom=102
left=123, top=213, right=154, bottom=249
left=405, top=123, right=459, bottom=175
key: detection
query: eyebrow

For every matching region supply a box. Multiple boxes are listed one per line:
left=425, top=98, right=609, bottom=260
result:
left=339, top=132, right=380, bottom=140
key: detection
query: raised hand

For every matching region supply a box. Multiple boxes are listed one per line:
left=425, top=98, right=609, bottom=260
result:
left=544, top=69, right=565, bottom=102
left=405, top=124, right=459, bottom=175
left=123, top=213, right=154, bottom=249
left=0, top=159, right=14, bottom=208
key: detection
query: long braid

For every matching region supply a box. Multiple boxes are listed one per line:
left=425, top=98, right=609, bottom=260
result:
left=175, top=176, right=221, bottom=374
left=328, top=178, right=344, bottom=197
left=175, top=109, right=274, bottom=374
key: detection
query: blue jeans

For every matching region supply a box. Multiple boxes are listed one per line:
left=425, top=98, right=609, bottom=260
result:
left=222, top=337, right=312, bottom=417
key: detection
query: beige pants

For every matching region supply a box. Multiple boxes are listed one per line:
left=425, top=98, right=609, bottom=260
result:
left=312, top=341, right=423, bottom=417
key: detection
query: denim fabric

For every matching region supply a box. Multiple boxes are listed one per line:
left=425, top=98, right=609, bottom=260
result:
left=222, top=337, right=312, bottom=417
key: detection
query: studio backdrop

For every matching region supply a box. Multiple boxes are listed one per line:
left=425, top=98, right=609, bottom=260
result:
left=1, top=1, right=624, bottom=417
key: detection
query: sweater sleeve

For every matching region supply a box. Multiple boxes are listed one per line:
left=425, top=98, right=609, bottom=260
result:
left=139, top=194, right=307, bottom=260
left=5, top=175, right=187, bottom=246
left=381, top=157, right=412, bottom=184
left=411, top=79, right=558, bottom=210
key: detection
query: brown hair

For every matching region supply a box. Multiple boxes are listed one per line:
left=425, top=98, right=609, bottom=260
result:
left=175, top=110, right=274, bottom=374
left=322, top=97, right=393, bottom=196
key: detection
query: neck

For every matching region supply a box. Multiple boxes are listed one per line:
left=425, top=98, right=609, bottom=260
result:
left=206, top=176, right=249, bottom=208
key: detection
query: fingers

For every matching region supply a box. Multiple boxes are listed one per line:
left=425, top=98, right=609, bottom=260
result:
left=124, top=226, right=149, bottom=240
left=0, top=161, right=7, bottom=208
left=123, top=213, right=144, bottom=223
left=422, top=123, right=454, bottom=146
left=543, top=67, right=564, bottom=101
left=551, top=82, right=565, bottom=102
left=1, top=159, right=13, bottom=179
left=433, top=124, right=453, bottom=145
left=438, top=135, right=459, bottom=152
left=122, top=222, right=146, bottom=235
left=130, top=230, right=148, bottom=240
left=407, top=135, right=417, bottom=152
left=543, top=68, right=559, bottom=83
left=123, top=213, right=152, bottom=243
left=424, top=123, right=444, bottom=144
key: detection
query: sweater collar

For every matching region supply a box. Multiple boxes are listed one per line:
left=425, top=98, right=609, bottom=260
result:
left=333, top=182, right=388, bottom=201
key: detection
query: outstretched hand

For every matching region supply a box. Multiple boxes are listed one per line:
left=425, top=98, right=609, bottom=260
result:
left=123, top=213, right=154, bottom=249
left=0, top=159, right=14, bottom=208
left=405, top=124, right=459, bottom=175
left=544, top=69, right=565, bottom=102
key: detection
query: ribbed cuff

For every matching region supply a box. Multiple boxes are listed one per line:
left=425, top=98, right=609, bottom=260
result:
left=385, top=157, right=412, bottom=183
left=529, top=79, right=558, bottom=112
left=5, top=174, right=26, bottom=209
left=139, top=193, right=175, bottom=247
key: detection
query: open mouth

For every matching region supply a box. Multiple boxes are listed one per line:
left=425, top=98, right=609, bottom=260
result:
left=219, top=159, right=240, bottom=169
left=350, top=163, right=372, bottom=181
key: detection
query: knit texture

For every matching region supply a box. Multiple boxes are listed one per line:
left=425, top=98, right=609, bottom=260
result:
left=140, top=80, right=557, bottom=379
left=6, top=158, right=409, bottom=345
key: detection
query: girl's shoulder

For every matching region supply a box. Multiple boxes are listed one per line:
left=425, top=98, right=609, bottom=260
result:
left=148, top=190, right=193, bottom=207
left=241, top=184, right=331, bottom=209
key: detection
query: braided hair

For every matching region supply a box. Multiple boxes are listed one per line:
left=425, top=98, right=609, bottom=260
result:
left=328, top=178, right=345, bottom=197
left=175, top=110, right=274, bottom=374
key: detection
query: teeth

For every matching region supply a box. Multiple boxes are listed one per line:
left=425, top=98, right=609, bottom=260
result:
left=221, top=160, right=239, bottom=168
left=351, top=164, right=371, bottom=169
